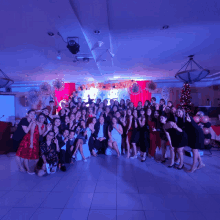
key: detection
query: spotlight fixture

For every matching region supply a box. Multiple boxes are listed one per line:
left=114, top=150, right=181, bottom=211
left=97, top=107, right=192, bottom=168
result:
left=94, top=30, right=100, bottom=34
left=48, top=32, right=54, bottom=36
left=57, top=33, right=80, bottom=55
left=66, top=37, right=80, bottom=54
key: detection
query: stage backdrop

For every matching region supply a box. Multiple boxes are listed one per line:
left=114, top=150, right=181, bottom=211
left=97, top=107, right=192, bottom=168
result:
left=130, top=81, right=151, bottom=107
left=55, top=83, right=75, bottom=111
left=55, top=81, right=151, bottom=108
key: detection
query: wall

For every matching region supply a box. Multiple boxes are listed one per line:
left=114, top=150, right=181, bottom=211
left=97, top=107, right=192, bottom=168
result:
left=154, top=85, right=220, bottom=107
left=1, top=79, right=220, bottom=123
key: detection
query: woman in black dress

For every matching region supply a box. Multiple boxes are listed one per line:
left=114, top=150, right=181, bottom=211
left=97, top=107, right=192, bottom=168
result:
left=130, top=109, right=140, bottom=159
left=159, top=116, right=169, bottom=163
left=13, top=110, right=36, bottom=172
left=139, top=109, right=149, bottom=162
left=61, top=115, right=70, bottom=132
left=185, top=114, right=205, bottom=173
left=12, top=110, right=35, bottom=153
left=160, top=115, right=188, bottom=169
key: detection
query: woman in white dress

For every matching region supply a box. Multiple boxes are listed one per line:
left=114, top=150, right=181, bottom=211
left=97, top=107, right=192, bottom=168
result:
left=106, top=117, right=123, bottom=157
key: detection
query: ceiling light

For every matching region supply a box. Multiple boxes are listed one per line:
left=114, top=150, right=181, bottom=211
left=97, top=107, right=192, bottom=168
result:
left=87, top=77, right=94, bottom=82
left=94, top=30, right=100, bottom=34
left=175, top=55, right=210, bottom=84
left=0, top=69, right=14, bottom=88
left=48, top=32, right=54, bottom=36
left=162, top=25, right=169, bottom=30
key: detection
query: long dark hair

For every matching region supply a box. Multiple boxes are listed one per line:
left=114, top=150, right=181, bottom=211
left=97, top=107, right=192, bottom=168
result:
left=146, top=108, right=153, bottom=121
left=109, top=116, right=118, bottom=132
left=27, top=109, right=36, bottom=115
left=152, top=110, right=161, bottom=129
left=37, top=113, right=46, bottom=122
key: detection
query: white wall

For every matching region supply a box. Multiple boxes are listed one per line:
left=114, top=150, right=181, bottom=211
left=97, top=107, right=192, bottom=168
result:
left=0, top=95, right=15, bottom=122
left=0, top=82, right=51, bottom=121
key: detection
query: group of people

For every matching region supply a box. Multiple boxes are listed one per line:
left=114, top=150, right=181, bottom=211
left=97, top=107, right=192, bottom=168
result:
left=12, top=93, right=205, bottom=176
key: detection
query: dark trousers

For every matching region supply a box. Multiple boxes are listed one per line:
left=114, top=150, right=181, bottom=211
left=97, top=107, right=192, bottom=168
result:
left=95, top=139, right=107, bottom=154
left=59, top=148, right=73, bottom=164
left=88, top=136, right=95, bottom=152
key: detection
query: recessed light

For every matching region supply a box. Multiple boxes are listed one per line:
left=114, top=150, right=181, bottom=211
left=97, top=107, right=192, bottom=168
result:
left=48, top=32, right=54, bottom=36
left=94, top=30, right=100, bottom=34
left=162, top=25, right=169, bottom=30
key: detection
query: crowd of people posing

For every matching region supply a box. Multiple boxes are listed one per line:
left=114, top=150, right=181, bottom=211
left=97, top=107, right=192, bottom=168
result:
left=12, top=94, right=205, bottom=177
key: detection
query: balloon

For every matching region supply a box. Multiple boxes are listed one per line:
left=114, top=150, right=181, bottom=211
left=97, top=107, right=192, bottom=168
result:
left=203, top=127, right=210, bottom=134
left=193, top=116, right=200, bottom=123
left=204, top=139, right=210, bottom=145
left=201, top=116, right=210, bottom=124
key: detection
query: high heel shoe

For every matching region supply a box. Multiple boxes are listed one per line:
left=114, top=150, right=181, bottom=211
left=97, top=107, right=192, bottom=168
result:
left=168, top=164, right=175, bottom=168
left=197, top=163, right=205, bottom=170
left=176, top=164, right=184, bottom=170
left=186, top=167, right=197, bottom=173
left=161, top=160, right=166, bottom=164
left=141, top=157, right=146, bottom=162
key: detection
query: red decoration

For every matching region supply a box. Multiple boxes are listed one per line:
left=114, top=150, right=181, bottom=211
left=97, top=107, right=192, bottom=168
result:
left=130, top=81, right=151, bottom=107
left=180, top=83, right=192, bottom=114
left=201, top=116, right=210, bottom=124
left=55, top=83, right=75, bottom=112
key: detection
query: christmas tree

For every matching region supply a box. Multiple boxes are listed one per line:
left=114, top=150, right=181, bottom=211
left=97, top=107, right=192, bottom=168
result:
left=180, top=83, right=192, bottom=114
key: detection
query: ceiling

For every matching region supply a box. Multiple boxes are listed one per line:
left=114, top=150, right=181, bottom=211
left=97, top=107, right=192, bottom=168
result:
left=0, top=0, right=220, bottom=84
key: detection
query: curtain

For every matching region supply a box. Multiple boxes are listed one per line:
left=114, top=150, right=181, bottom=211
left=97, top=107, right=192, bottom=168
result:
left=130, top=81, right=151, bottom=107
left=55, top=83, right=75, bottom=111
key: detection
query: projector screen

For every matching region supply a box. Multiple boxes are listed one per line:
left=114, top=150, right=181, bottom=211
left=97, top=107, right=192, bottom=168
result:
left=0, top=95, right=15, bottom=122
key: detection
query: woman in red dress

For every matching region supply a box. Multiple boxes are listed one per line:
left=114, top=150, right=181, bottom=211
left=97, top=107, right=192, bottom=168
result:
left=147, top=108, right=160, bottom=160
left=16, top=111, right=42, bottom=174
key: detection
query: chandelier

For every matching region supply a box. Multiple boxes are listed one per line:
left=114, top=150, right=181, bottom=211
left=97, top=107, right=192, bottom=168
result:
left=0, top=69, right=14, bottom=88
left=175, top=55, right=210, bottom=84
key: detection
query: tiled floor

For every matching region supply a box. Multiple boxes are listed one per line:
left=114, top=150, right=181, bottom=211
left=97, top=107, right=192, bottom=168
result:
left=1, top=148, right=220, bottom=220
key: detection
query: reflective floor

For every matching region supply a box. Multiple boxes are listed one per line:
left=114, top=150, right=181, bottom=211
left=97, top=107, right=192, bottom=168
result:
left=0, top=148, right=220, bottom=220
